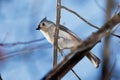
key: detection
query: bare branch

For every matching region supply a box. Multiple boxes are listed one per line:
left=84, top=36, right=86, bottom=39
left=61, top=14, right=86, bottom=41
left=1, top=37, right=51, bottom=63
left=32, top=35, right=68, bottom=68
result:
left=53, top=0, right=61, bottom=67
left=60, top=53, right=81, bottom=80
left=0, top=38, right=45, bottom=47
left=42, top=12, right=120, bottom=80
left=0, top=43, right=51, bottom=60
left=114, top=3, right=120, bottom=15
left=111, top=33, right=120, bottom=38
left=104, top=58, right=116, bottom=80
left=61, top=5, right=99, bottom=29
left=61, top=5, right=120, bottom=39
left=101, top=0, right=114, bottom=80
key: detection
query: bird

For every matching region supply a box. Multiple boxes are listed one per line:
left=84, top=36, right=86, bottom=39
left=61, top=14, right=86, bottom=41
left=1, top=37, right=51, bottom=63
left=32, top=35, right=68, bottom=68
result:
left=36, top=17, right=100, bottom=68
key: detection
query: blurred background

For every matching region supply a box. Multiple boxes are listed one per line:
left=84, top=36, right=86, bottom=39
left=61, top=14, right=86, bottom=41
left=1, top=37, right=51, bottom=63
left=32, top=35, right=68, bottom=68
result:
left=0, top=0, right=120, bottom=80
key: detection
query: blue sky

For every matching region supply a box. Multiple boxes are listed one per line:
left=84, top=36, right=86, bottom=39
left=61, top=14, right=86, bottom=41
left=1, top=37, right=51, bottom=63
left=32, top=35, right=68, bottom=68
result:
left=0, top=0, right=120, bottom=80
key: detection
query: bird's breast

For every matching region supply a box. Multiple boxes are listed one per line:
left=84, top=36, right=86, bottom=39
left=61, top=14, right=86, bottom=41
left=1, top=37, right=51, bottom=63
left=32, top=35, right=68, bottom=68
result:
left=40, top=30, right=53, bottom=44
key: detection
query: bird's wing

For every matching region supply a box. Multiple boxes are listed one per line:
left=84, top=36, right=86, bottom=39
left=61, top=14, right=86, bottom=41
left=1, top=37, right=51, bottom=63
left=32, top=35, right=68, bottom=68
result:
left=59, top=25, right=81, bottom=41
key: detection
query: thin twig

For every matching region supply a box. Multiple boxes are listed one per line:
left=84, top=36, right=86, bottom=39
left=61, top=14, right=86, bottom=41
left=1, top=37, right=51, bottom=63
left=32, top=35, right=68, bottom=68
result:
left=53, top=0, right=61, bottom=67
left=0, top=43, right=52, bottom=60
left=101, top=0, right=114, bottom=80
left=61, top=5, right=99, bottom=29
left=105, top=58, right=116, bottom=80
left=60, top=53, right=81, bottom=80
left=55, top=1, right=81, bottom=79
left=111, top=33, right=120, bottom=38
left=111, top=24, right=120, bottom=38
left=71, top=69, right=81, bottom=80
left=0, top=38, right=45, bottom=47
left=61, top=5, right=120, bottom=39
left=114, top=3, right=120, bottom=15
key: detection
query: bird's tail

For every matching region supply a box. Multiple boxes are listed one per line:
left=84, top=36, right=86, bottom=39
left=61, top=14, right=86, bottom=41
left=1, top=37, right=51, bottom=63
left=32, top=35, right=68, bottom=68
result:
left=86, top=52, right=100, bottom=68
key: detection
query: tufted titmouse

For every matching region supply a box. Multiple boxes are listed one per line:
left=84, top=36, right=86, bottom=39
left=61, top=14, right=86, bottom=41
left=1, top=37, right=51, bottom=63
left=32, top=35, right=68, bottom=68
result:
left=36, top=18, right=100, bottom=68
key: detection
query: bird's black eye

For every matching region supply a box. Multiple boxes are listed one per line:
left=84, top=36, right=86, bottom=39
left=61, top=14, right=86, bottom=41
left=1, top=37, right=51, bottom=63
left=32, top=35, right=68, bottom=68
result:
left=42, top=22, right=45, bottom=26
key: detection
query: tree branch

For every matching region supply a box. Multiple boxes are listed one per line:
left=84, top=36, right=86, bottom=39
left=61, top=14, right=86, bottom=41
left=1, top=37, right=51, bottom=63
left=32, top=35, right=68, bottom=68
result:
left=61, top=5, right=120, bottom=39
left=0, top=38, right=45, bottom=47
left=53, top=0, right=61, bottom=67
left=42, top=12, right=120, bottom=80
left=0, top=43, right=51, bottom=60
left=61, top=5, right=99, bottom=29
left=0, top=74, right=2, bottom=80
left=101, top=0, right=114, bottom=80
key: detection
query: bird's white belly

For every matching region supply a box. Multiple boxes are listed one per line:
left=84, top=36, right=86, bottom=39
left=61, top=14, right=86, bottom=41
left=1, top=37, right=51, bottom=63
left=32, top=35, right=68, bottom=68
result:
left=40, top=30, right=53, bottom=44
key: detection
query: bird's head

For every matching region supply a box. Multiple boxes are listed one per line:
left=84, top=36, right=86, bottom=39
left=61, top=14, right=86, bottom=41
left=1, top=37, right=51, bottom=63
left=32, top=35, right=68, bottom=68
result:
left=36, top=17, right=55, bottom=31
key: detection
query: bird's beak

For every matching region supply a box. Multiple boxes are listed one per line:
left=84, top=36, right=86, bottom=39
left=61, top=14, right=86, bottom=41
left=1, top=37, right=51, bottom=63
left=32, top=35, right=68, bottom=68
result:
left=36, top=27, right=39, bottom=30
left=36, top=24, right=40, bottom=30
